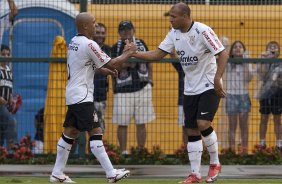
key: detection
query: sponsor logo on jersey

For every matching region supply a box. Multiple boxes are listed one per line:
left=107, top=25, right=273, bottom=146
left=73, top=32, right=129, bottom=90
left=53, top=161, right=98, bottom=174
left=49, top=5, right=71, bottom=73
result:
left=189, top=35, right=195, bottom=45
left=214, top=38, right=223, bottom=48
left=88, top=43, right=104, bottom=62
left=177, top=50, right=199, bottom=66
left=202, top=31, right=218, bottom=51
left=68, top=41, right=79, bottom=51
left=209, top=29, right=215, bottom=37
left=68, top=45, right=78, bottom=51
left=208, top=29, right=223, bottom=48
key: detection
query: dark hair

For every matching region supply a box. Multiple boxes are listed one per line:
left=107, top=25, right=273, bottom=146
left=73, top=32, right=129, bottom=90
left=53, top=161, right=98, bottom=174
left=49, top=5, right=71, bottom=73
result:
left=266, top=41, right=280, bottom=54
left=118, top=20, right=134, bottom=31
left=0, top=44, right=10, bottom=52
left=229, top=40, right=246, bottom=58
left=164, top=11, right=170, bottom=17
left=96, top=22, right=107, bottom=31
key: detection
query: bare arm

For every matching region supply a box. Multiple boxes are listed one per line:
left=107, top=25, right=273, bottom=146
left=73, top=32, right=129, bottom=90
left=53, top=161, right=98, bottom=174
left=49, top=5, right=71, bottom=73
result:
left=7, top=0, right=18, bottom=22
left=103, top=40, right=136, bottom=71
left=133, top=49, right=168, bottom=61
left=95, top=67, right=118, bottom=77
left=148, top=62, right=153, bottom=85
left=245, top=64, right=254, bottom=82
left=104, top=50, right=135, bottom=71
left=214, top=50, right=228, bottom=98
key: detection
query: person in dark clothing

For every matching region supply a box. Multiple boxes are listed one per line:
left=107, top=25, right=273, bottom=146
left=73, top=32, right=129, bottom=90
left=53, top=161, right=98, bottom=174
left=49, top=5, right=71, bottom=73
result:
left=0, top=44, right=17, bottom=151
left=111, top=20, right=155, bottom=155
left=33, top=107, right=44, bottom=154
left=93, top=22, right=111, bottom=132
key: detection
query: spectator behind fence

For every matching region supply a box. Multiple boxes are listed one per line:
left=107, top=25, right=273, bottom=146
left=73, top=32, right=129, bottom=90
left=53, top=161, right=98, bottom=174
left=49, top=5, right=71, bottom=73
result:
left=33, top=107, right=44, bottom=154
left=0, top=0, right=17, bottom=46
left=50, top=12, right=136, bottom=183
left=93, top=22, right=111, bottom=132
left=257, top=41, right=282, bottom=150
left=111, top=20, right=155, bottom=155
left=0, top=44, right=17, bottom=151
left=132, top=3, right=228, bottom=183
left=226, top=41, right=253, bottom=154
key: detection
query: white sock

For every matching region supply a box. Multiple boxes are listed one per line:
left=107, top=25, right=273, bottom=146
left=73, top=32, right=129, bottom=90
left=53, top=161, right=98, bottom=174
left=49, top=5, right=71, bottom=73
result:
left=187, top=140, right=203, bottom=175
left=202, top=131, right=220, bottom=165
left=52, top=136, right=73, bottom=176
left=90, top=139, right=115, bottom=177
left=276, top=140, right=282, bottom=148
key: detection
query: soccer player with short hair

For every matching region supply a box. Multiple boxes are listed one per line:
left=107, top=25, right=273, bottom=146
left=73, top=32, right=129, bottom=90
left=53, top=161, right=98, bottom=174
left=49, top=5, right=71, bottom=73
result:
left=133, top=2, right=228, bottom=183
left=50, top=12, right=136, bottom=183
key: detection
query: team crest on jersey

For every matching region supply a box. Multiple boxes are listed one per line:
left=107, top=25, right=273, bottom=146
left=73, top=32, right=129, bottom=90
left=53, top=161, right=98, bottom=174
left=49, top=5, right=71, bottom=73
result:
left=188, top=35, right=196, bottom=45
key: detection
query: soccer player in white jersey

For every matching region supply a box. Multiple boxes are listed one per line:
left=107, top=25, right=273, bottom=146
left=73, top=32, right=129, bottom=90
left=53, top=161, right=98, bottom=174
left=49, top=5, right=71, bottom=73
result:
left=133, top=2, right=228, bottom=183
left=50, top=12, right=137, bottom=183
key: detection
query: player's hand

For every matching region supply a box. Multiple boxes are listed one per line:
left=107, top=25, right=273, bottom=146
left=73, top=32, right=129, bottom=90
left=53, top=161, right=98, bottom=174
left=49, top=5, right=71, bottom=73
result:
left=214, top=78, right=226, bottom=98
left=0, top=97, right=7, bottom=105
left=260, top=51, right=269, bottom=58
left=123, top=39, right=137, bottom=54
left=261, top=50, right=274, bottom=58
left=96, top=67, right=118, bottom=77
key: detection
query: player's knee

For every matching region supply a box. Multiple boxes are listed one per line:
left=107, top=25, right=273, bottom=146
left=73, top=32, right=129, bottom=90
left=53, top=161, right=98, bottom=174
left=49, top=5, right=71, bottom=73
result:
left=89, top=127, right=103, bottom=135
left=197, top=120, right=211, bottom=131
left=187, top=128, right=200, bottom=136
left=64, top=127, right=80, bottom=139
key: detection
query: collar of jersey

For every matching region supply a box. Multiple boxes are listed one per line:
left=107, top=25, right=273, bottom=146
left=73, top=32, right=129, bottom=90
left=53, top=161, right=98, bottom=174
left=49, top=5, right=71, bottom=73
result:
left=186, top=21, right=194, bottom=32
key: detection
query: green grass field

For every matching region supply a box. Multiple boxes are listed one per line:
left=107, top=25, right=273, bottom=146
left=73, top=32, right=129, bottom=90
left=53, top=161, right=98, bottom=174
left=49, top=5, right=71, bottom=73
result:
left=0, top=177, right=281, bottom=184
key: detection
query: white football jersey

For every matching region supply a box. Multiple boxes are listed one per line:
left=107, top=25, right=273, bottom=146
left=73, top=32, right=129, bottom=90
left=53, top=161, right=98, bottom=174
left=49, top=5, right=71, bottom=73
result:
left=66, top=35, right=111, bottom=105
left=159, top=21, right=225, bottom=95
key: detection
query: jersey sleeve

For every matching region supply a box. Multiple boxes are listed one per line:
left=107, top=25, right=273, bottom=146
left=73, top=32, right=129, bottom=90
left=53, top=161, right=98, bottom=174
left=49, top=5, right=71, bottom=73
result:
left=158, top=30, right=175, bottom=54
left=87, top=41, right=111, bottom=68
left=201, top=27, right=225, bottom=55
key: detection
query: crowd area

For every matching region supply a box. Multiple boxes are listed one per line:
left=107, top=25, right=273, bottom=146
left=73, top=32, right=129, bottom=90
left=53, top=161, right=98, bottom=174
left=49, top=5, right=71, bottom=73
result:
left=0, top=0, right=281, bottom=158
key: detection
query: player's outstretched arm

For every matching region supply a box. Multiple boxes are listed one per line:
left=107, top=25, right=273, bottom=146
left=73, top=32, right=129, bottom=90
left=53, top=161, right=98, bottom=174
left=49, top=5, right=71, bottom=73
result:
left=133, top=49, right=167, bottom=61
left=95, top=67, right=118, bottom=77
left=104, top=40, right=137, bottom=71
